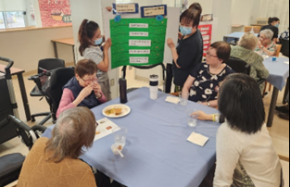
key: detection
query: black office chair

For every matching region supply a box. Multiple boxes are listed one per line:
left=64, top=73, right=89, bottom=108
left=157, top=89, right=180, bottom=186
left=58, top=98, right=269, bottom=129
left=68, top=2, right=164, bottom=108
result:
left=45, top=67, right=75, bottom=121
left=0, top=115, right=46, bottom=187
left=122, top=63, right=166, bottom=93
left=280, top=38, right=289, bottom=57
left=29, top=59, right=65, bottom=125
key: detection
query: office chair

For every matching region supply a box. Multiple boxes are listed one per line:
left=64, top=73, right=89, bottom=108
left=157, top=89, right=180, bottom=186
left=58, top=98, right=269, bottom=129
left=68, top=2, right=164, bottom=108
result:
left=121, top=63, right=166, bottom=93
left=244, top=26, right=261, bottom=34
left=0, top=115, right=46, bottom=187
left=29, top=59, right=65, bottom=125
left=280, top=39, right=289, bottom=57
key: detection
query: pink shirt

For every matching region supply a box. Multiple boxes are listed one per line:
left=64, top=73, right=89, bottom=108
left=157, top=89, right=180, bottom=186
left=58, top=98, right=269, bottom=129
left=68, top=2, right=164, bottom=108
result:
left=56, top=88, right=107, bottom=118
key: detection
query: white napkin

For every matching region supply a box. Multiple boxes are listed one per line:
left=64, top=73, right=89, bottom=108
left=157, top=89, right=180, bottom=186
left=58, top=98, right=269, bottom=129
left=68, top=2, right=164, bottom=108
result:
left=285, top=61, right=289, bottom=65
left=187, top=132, right=209, bottom=147
left=165, top=96, right=180, bottom=104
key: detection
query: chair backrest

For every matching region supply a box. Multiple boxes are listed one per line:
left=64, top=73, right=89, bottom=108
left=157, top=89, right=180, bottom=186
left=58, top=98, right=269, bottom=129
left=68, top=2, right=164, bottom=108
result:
left=38, top=58, right=65, bottom=74
left=45, top=67, right=75, bottom=119
left=244, top=26, right=261, bottom=34
left=275, top=44, right=282, bottom=57
left=280, top=39, right=290, bottom=57
left=226, top=57, right=251, bottom=75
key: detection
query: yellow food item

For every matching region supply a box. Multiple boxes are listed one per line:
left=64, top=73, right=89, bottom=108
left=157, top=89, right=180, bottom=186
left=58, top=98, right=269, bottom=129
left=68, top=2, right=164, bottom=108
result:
left=105, top=109, right=115, bottom=115
left=115, top=108, right=123, bottom=116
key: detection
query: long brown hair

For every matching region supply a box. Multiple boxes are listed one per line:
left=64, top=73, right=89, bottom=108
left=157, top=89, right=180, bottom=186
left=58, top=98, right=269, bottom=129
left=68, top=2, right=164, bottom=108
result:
left=45, top=107, right=97, bottom=163
left=78, top=19, right=100, bottom=56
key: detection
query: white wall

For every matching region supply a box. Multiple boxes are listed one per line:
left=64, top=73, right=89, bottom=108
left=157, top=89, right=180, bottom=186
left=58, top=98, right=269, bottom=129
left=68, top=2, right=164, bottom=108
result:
left=0, top=27, right=74, bottom=72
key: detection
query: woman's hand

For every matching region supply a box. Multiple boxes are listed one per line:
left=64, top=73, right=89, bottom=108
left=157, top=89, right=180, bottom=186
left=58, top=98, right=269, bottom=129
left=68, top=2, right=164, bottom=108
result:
left=106, top=7, right=113, bottom=12
left=104, top=38, right=112, bottom=51
left=192, top=111, right=212, bottom=121
left=167, top=38, right=175, bottom=49
left=79, top=85, right=93, bottom=100
left=178, top=32, right=183, bottom=40
left=258, top=40, right=263, bottom=49
left=92, top=82, right=102, bottom=97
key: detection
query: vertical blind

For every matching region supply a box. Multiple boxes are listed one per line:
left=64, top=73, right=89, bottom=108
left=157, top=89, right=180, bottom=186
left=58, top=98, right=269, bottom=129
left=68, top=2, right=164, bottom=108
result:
left=0, top=0, right=26, bottom=12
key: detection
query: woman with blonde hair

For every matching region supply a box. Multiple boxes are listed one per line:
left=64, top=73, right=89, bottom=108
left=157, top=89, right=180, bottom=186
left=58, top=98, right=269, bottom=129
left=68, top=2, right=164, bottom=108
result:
left=231, top=33, right=269, bottom=92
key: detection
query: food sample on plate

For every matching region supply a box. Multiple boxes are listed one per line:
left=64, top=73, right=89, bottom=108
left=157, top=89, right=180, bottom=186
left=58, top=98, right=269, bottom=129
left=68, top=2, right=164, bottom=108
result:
left=106, top=126, right=112, bottom=130
left=105, top=108, right=115, bottom=115
left=115, top=108, right=123, bottom=116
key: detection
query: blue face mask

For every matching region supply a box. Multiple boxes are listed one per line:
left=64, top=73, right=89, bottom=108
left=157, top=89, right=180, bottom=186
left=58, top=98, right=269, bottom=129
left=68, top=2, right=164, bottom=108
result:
left=180, top=26, right=192, bottom=36
left=275, top=24, right=280, bottom=28
left=94, top=37, right=103, bottom=45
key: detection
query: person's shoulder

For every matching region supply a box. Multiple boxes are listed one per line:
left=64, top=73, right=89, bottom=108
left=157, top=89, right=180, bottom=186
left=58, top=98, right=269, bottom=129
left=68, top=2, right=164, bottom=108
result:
left=218, top=122, right=236, bottom=137
left=225, top=65, right=235, bottom=74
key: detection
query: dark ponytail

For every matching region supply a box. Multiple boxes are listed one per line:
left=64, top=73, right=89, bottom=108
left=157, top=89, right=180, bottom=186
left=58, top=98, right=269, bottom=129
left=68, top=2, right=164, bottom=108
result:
left=268, top=17, right=280, bottom=25
left=188, top=3, right=203, bottom=15
left=78, top=19, right=100, bottom=56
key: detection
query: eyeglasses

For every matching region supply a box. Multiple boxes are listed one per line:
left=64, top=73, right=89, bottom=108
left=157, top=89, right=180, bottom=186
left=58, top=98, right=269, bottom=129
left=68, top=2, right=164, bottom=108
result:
left=81, top=77, right=98, bottom=83
left=206, top=51, right=217, bottom=58
left=260, top=36, right=270, bottom=41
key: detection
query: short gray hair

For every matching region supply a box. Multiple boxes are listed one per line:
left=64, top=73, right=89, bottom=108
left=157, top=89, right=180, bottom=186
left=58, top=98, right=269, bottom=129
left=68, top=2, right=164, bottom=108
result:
left=260, top=29, right=274, bottom=40
left=238, top=33, right=259, bottom=50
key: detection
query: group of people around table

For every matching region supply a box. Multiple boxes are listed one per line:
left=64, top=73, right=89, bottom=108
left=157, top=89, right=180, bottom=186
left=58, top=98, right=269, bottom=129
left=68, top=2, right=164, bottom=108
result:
left=17, top=4, right=285, bottom=187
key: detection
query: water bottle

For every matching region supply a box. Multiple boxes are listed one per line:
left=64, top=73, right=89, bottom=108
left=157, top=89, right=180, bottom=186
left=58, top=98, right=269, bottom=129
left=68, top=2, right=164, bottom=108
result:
left=119, top=78, right=128, bottom=104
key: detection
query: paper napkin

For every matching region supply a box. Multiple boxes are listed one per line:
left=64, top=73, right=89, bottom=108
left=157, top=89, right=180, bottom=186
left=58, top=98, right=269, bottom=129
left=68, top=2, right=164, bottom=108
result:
left=285, top=61, right=289, bottom=65
left=187, top=132, right=209, bottom=147
left=165, top=96, right=180, bottom=104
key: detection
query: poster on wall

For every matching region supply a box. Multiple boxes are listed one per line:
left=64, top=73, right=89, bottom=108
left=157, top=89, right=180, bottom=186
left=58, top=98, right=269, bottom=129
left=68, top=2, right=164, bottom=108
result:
left=110, top=18, right=168, bottom=68
left=38, top=0, right=72, bottom=27
left=198, top=24, right=213, bottom=56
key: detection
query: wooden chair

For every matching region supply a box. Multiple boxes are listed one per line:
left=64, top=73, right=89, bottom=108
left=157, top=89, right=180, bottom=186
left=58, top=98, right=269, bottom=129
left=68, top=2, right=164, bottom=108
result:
left=244, top=26, right=261, bottom=34
left=263, top=44, right=283, bottom=96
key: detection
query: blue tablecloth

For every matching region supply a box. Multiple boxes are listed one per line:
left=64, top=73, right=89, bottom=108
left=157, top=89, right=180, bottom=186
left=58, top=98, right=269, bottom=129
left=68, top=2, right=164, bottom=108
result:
left=264, top=57, right=289, bottom=91
left=42, top=87, right=220, bottom=187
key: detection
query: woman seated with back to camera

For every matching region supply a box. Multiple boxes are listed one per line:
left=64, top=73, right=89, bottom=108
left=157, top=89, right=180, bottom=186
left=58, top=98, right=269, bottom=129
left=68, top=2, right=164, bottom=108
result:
left=56, top=59, right=107, bottom=118
left=182, top=42, right=235, bottom=108
left=255, top=29, right=277, bottom=57
left=231, top=33, right=269, bottom=93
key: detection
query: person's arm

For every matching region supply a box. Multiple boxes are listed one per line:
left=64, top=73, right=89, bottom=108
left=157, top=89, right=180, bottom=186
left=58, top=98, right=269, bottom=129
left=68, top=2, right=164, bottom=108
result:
left=79, top=169, right=97, bottom=187
left=167, top=38, right=197, bottom=69
left=182, top=75, right=195, bottom=95
left=96, top=39, right=112, bottom=72
left=262, top=46, right=276, bottom=56
left=253, top=56, right=270, bottom=79
left=200, top=100, right=218, bottom=108
left=214, top=126, right=240, bottom=187
left=56, top=89, right=76, bottom=118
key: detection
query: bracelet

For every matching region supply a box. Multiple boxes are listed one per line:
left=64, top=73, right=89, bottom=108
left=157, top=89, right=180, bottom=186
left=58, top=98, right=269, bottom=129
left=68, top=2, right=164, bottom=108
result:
left=212, top=114, right=216, bottom=122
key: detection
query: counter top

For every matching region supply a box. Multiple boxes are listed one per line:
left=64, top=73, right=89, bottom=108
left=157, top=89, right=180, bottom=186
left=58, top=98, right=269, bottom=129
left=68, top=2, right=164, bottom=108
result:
left=0, top=25, right=72, bottom=34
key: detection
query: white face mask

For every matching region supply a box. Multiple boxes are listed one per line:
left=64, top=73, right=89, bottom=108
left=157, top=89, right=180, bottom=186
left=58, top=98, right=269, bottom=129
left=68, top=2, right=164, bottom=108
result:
left=94, top=37, right=103, bottom=45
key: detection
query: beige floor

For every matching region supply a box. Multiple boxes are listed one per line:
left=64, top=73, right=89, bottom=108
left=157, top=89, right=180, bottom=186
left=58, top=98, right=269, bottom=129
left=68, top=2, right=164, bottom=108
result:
left=1, top=67, right=289, bottom=187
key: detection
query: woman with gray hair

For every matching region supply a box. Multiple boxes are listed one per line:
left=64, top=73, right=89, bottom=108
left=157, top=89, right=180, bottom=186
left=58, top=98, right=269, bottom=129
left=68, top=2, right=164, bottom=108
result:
left=255, top=29, right=277, bottom=56
left=231, top=33, right=269, bottom=92
left=18, top=107, right=121, bottom=187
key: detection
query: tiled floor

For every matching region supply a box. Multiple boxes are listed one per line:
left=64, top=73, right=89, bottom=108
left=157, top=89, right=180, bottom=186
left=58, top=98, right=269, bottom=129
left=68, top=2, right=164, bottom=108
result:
left=1, top=67, right=289, bottom=187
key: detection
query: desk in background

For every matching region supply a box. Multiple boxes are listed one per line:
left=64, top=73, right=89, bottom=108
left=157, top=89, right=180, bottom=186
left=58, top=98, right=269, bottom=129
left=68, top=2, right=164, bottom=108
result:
left=51, top=38, right=76, bottom=65
left=224, top=32, right=259, bottom=45
left=43, top=87, right=220, bottom=187
left=264, top=58, right=289, bottom=127
left=0, top=65, right=31, bottom=121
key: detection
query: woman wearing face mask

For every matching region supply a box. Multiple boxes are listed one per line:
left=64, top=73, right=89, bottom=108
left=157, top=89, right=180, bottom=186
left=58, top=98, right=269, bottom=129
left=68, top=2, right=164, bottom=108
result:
left=260, top=17, right=280, bottom=43
left=167, top=6, right=203, bottom=92
left=79, top=19, right=112, bottom=100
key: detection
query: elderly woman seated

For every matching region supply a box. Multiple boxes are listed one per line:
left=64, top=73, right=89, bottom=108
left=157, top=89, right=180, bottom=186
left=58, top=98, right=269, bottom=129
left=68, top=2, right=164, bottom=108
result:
left=255, top=29, right=277, bottom=56
left=231, top=33, right=269, bottom=92
left=182, top=42, right=235, bottom=108
left=56, top=59, right=107, bottom=118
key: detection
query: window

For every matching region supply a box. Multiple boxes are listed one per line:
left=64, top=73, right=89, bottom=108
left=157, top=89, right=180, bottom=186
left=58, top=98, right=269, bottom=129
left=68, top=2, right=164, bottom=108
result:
left=0, top=11, right=26, bottom=29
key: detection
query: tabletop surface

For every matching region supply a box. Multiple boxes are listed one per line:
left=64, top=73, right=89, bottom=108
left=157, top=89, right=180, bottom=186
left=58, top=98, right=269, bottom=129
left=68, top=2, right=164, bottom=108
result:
left=225, top=32, right=258, bottom=38
left=51, top=38, right=75, bottom=46
left=0, top=64, right=25, bottom=75
left=264, top=57, right=290, bottom=90
left=43, top=87, right=220, bottom=187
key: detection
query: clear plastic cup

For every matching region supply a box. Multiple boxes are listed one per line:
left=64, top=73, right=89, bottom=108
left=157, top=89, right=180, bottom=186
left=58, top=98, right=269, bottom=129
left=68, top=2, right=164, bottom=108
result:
left=179, top=92, right=189, bottom=106
left=188, top=109, right=198, bottom=127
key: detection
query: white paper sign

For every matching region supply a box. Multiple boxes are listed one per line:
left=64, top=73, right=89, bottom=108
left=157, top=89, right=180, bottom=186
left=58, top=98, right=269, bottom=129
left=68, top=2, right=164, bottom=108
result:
left=129, top=50, right=151, bottom=54
left=129, top=40, right=151, bottom=46
left=129, top=23, right=149, bottom=28
left=129, top=32, right=149, bottom=37
left=116, top=4, right=137, bottom=13
left=130, top=57, right=149, bottom=63
left=94, top=118, right=120, bottom=141
left=144, top=6, right=165, bottom=17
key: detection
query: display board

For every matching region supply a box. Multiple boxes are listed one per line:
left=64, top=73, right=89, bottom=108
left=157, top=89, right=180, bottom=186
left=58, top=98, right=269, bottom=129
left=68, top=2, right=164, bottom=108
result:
left=110, top=18, right=167, bottom=68
left=198, top=24, right=213, bottom=56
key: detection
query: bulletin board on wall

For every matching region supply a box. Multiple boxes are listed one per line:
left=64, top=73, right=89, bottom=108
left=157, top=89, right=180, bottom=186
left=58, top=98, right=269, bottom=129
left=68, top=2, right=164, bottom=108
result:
left=198, top=24, right=213, bottom=56
left=103, top=4, right=180, bottom=70
left=38, top=0, right=72, bottom=27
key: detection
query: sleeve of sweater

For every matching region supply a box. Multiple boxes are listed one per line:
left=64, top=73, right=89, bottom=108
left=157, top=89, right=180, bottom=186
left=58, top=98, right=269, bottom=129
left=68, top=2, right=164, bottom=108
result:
left=253, top=56, right=270, bottom=80
left=56, top=88, right=76, bottom=118
left=214, top=124, right=241, bottom=187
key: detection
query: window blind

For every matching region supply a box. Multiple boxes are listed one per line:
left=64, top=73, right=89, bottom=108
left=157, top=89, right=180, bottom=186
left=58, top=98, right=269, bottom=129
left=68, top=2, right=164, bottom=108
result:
left=0, top=0, right=26, bottom=12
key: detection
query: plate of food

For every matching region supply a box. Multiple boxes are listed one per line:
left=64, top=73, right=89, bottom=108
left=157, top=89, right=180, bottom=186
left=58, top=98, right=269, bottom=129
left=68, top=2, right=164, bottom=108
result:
left=102, top=104, right=131, bottom=118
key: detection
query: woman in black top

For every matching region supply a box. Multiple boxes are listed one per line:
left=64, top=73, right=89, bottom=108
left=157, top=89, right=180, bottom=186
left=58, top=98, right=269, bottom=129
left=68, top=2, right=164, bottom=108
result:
left=167, top=8, right=203, bottom=92
left=260, top=17, right=280, bottom=43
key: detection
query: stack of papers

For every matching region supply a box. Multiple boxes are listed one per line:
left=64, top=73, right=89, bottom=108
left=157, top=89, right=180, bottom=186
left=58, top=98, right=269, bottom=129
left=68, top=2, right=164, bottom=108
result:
left=94, top=118, right=120, bottom=141
left=165, top=96, right=180, bottom=104
left=187, top=132, right=209, bottom=147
